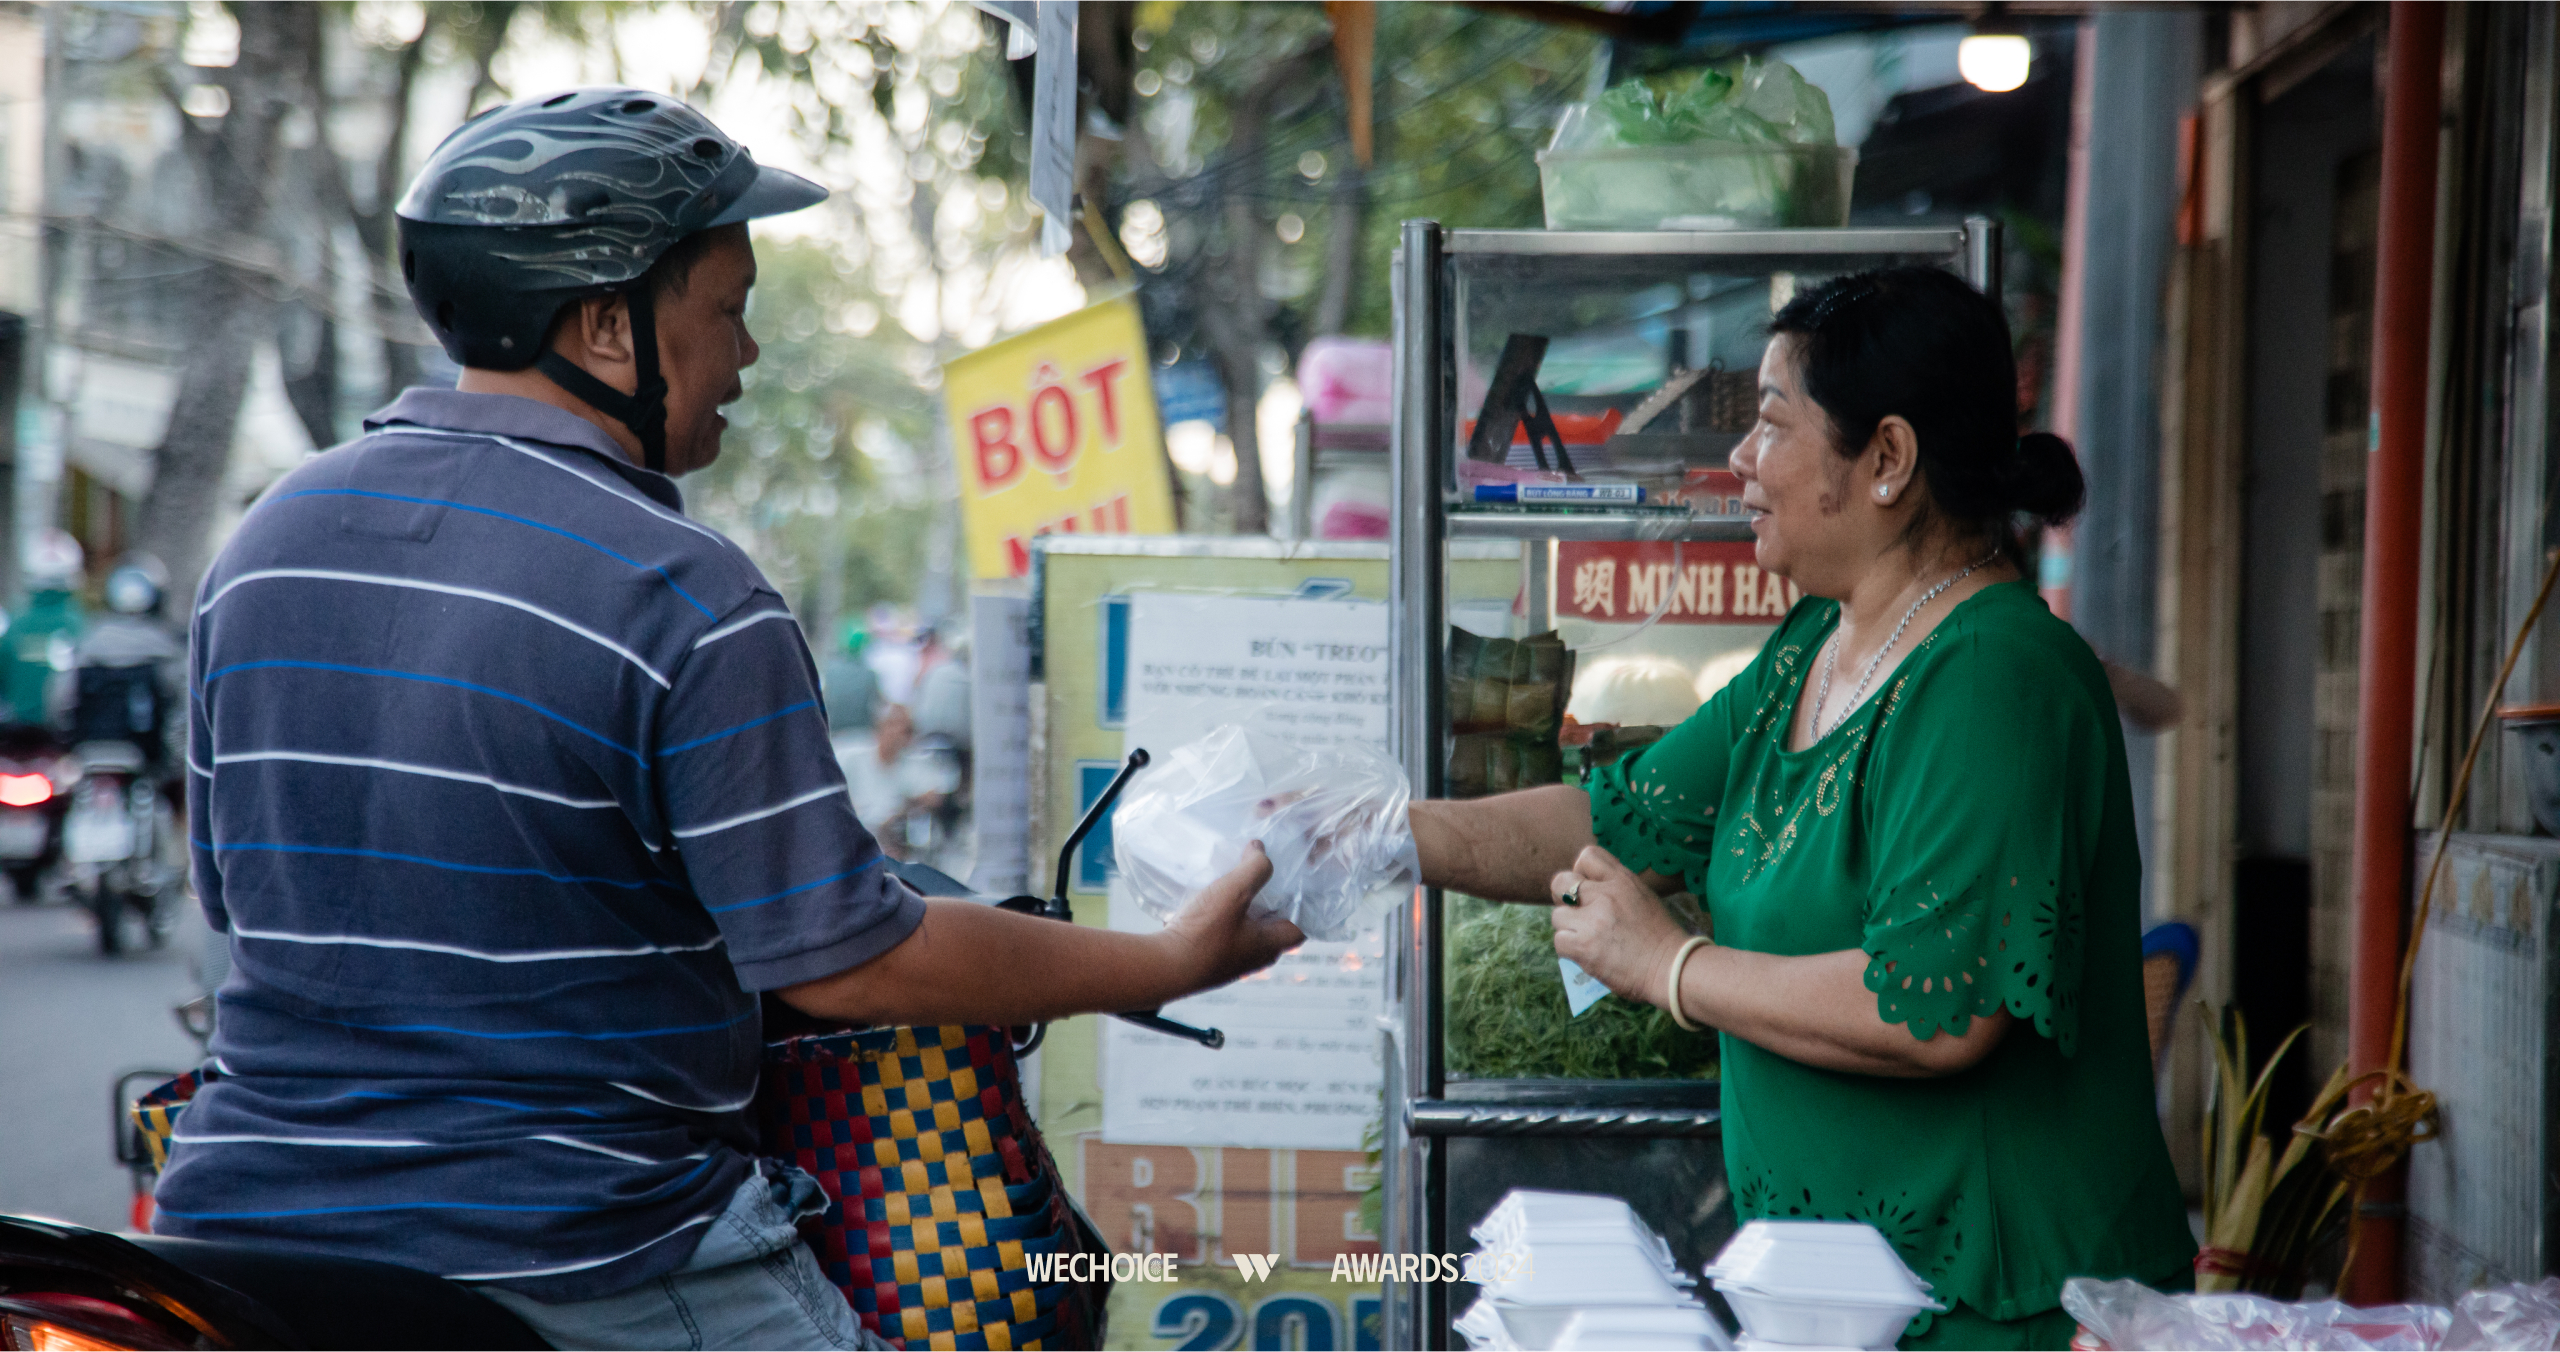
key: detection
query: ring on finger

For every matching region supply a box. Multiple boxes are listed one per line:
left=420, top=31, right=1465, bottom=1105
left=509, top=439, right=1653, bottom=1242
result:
left=1560, top=881, right=1582, bottom=907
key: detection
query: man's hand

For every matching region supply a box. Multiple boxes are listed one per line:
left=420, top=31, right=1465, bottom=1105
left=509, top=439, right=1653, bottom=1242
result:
left=1155, top=842, right=1302, bottom=991
left=779, top=841, right=1301, bottom=1028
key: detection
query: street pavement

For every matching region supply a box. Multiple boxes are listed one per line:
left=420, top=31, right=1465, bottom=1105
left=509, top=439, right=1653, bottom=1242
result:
left=0, top=895, right=207, bottom=1234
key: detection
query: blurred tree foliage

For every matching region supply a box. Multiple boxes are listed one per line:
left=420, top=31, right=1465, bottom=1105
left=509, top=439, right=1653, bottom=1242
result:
left=60, top=1, right=1601, bottom=616
left=1118, top=2, right=1598, bottom=337
left=1092, top=3, right=1601, bottom=527
left=686, top=2, right=1091, bottom=632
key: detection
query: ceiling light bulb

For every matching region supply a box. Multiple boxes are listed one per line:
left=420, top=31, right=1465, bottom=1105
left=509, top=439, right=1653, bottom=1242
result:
left=1959, top=34, right=2033, bottom=93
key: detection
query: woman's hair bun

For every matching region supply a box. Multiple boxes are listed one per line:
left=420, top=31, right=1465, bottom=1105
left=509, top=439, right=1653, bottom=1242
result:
left=2005, top=431, right=2086, bottom=526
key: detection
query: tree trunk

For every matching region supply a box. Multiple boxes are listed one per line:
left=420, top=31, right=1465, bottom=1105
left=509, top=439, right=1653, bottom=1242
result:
left=364, top=11, right=436, bottom=395
left=1193, top=46, right=1320, bottom=539
left=135, top=2, right=313, bottom=603
left=278, top=21, right=337, bottom=447
left=458, top=3, right=519, bottom=116
left=141, top=273, right=272, bottom=599
left=280, top=302, right=338, bottom=450
left=1313, top=162, right=1366, bottom=338
left=1198, top=273, right=1271, bottom=537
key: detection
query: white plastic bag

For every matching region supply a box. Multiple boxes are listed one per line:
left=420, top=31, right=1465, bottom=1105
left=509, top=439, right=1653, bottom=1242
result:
left=2060, top=1278, right=2452, bottom=1350
left=2442, top=1277, right=2560, bottom=1350
left=1112, top=725, right=1416, bottom=942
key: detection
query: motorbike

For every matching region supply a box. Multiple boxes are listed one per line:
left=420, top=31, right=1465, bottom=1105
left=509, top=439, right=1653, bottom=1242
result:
left=1, top=752, right=1207, bottom=1349
left=62, top=741, right=180, bottom=957
left=0, top=724, right=69, bottom=903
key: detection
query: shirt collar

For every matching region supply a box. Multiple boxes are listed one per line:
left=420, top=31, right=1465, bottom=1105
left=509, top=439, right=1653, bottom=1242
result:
left=362, top=387, right=687, bottom=513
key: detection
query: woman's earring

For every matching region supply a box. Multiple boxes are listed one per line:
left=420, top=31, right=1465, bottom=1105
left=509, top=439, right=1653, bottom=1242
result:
left=1876, top=485, right=1891, bottom=500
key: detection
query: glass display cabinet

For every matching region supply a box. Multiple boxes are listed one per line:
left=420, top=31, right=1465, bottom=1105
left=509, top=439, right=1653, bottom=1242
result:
left=1381, top=219, right=2002, bottom=1348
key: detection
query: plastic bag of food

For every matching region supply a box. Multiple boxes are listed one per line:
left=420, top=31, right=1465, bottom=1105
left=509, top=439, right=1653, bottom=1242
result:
left=1113, top=725, right=1415, bottom=942
left=2060, top=1278, right=2451, bottom=1350
left=1540, top=57, right=1850, bottom=231
left=2442, top=1277, right=2560, bottom=1350
left=1554, top=58, right=1835, bottom=154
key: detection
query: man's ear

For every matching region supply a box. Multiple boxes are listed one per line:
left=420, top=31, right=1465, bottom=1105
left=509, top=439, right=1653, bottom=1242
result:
left=557, top=294, right=635, bottom=368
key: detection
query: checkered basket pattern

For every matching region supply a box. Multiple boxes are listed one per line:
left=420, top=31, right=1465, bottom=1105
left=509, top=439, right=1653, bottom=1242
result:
left=130, top=1064, right=223, bottom=1171
left=757, top=1024, right=1108, bottom=1351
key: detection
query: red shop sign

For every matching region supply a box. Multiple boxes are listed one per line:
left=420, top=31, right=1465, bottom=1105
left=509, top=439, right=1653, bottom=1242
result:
left=1556, top=540, right=1801, bottom=625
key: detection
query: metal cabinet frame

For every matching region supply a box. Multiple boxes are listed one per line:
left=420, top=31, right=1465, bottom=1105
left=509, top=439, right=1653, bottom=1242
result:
left=1381, top=218, right=2003, bottom=1349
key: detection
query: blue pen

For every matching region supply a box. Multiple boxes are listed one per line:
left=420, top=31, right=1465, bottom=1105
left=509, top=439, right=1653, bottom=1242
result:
left=1472, top=483, right=1645, bottom=504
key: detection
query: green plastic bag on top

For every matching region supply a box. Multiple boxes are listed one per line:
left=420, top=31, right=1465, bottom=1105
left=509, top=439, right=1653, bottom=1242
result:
left=1561, top=57, right=1836, bottom=153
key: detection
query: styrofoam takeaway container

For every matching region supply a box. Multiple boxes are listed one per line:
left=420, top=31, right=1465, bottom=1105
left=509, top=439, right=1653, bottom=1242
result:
left=1703, top=1221, right=1944, bottom=1352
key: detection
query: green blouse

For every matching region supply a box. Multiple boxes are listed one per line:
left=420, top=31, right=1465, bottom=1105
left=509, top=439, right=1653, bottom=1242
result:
left=1586, top=580, right=2194, bottom=1339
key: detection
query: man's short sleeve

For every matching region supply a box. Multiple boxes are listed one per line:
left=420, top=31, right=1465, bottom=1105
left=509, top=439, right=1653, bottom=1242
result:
left=656, top=600, right=923, bottom=991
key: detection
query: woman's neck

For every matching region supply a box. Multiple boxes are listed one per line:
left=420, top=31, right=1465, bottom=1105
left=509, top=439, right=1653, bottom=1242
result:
left=1835, top=538, right=2005, bottom=636
left=1790, top=536, right=2014, bottom=750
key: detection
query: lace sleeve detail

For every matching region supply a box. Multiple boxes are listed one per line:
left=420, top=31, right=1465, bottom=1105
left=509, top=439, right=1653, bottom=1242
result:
left=1586, top=751, right=1716, bottom=891
left=1855, top=611, right=2107, bottom=1056
left=1862, top=868, right=2084, bottom=1056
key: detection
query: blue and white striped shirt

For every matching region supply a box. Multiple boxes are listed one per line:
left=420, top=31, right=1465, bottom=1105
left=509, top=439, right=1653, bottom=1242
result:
left=154, top=389, right=923, bottom=1300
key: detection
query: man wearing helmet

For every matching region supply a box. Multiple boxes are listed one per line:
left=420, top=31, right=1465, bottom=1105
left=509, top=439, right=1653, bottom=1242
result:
left=68, top=555, right=181, bottom=761
left=158, top=90, right=1299, bottom=1350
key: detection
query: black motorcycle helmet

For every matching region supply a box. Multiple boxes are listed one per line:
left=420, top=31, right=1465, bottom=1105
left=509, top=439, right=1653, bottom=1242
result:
left=396, top=88, right=826, bottom=472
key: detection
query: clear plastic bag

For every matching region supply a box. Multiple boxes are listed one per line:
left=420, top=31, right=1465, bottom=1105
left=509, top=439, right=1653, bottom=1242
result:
left=2442, top=1277, right=2560, bottom=1350
left=1112, top=725, right=1416, bottom=943
left=2061, top=1278, right=2452, bottom=1350
left=1552, top=57, right=1836, bottom=153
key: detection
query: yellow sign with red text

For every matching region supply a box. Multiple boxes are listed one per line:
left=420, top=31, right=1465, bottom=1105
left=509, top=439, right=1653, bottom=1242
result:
left=944, top=297, right=1176, bottom=579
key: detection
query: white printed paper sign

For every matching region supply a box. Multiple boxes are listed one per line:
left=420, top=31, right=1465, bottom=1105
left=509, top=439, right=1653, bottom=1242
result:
left=1103, top=592, right=1391, bottom=1150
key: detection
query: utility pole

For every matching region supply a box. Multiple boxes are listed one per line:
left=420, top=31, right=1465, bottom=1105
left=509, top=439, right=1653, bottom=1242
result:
left=15, top=4, right=73, bottom=607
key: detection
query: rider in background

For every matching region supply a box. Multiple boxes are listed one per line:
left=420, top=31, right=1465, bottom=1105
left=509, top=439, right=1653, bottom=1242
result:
left=818, top=622, right=879, bottom=733
left=65, top=556, right=182, bottom=776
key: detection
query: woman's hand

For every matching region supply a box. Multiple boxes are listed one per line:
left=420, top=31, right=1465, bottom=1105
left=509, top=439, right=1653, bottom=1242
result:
left=1548, top=846, right=1696, bottom=1011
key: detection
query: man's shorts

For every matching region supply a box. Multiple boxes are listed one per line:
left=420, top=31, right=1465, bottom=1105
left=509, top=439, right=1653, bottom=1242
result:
left=481, top=1162, right=890, bottom=1351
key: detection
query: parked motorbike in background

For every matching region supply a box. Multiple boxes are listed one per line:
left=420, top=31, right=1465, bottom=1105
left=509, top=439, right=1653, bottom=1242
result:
left=0, top=723, right=69, bottom=901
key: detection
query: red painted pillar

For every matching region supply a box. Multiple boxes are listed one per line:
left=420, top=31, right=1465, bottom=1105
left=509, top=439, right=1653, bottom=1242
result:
left=2343, top=0, right=2444, bottom=1305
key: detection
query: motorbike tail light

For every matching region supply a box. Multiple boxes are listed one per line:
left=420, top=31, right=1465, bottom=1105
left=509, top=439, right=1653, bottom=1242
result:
left=0, top=774, right=50, bottom=808
left=0, top=1294, right=189, bottom=1351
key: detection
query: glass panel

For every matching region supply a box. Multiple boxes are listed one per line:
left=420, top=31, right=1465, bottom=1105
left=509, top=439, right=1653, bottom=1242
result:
left=1447, top=249, right=1969, bottom=477
left=1443, top=893, right=1717, bottom=1082
left=1432, top=244, right=1957, bottom=1079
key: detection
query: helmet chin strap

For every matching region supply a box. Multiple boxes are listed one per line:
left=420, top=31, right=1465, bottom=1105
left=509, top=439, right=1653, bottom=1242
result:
left=536, top=284, right=671, bottom=473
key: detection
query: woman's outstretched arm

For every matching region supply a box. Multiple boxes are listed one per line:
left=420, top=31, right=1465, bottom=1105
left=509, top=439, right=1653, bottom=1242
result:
left=1412, top=787, right=1687, bottom=904
left=1410, top=786, right=1597, bottom=904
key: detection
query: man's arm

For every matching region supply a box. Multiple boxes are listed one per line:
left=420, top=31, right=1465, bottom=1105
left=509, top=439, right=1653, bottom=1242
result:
left=779, top=846, right=1297, bottom=1026
left=663, top=597, right=1299, bottom=1016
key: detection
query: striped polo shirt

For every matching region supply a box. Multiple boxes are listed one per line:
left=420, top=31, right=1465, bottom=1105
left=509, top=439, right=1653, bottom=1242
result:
left=153, top=388, right=924, bottom=1300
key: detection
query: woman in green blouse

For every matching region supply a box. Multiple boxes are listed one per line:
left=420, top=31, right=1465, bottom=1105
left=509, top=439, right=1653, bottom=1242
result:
left=1411, top=267, right=2195, bottom=1350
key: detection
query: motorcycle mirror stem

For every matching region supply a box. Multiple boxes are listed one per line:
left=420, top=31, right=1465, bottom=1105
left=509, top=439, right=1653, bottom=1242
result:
left=1002, top=749, right=1226, bottom=1052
